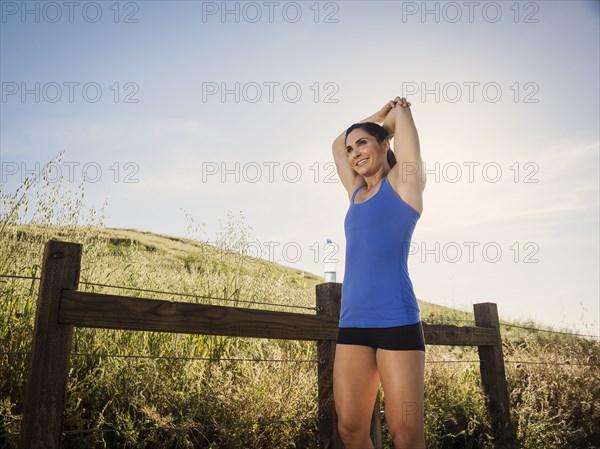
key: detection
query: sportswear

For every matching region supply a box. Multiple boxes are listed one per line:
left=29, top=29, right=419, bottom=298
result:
left=336, top=322, right=425, bottom=350
left=339, top=175, right=421, bottom=328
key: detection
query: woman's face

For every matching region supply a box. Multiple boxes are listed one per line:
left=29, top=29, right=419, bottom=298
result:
left=345, top=128, right=387, bottom=176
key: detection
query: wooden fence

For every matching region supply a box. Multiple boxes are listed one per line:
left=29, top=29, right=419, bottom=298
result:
left=18, top=240, right=516, bottom=448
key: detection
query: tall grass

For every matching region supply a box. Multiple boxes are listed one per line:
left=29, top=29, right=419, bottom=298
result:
left=1, top=152, right=599, bottom=448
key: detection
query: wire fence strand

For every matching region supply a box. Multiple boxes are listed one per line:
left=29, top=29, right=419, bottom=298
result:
left=505, top=359, right=599, bottom=367
left=0, top=416, right=321, bottom=440
left=2, top=351, right=598, bottom=367
left=0, top=274, right=40, bottom=281
left=424, top=317, right=600, bottom=340
left=60, top=416, right=320, bottom=437
left=79, top=280, right=318, bottom=311
left=0, top=273, right=317, bottom=312
left=500, top=322, right=599, bottom=339
left=80, top=282, right=316, bottom=310
left=3, top=274, right=599, bottom=339
left=423, top=318, right=477, bottom=325
left=0, top=351, right=318, bottom=364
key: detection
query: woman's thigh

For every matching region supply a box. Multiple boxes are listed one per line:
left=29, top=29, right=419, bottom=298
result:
left=333, top=344, right=380, bottom=429
left=376, top=349, right=425, bottom=432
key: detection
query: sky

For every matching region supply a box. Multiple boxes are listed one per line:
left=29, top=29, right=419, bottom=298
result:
left=1, top=0, right=599, bottom=336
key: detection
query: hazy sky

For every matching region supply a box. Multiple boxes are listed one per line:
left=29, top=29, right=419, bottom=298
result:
left=1, top=0, right=598, bottom=335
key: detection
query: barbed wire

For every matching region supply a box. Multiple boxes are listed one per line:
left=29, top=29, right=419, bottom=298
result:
left=1, top=416, right=321, bottom=440
left=426, top=358, right=599, bottom=367
left=423, top=318, right=476, bottom=325
left=0, top=273, right=317, bottom=312
left=426, top=359, right=480, bottom=363
left=0, top=404, right=517, bottom=440
left=0, top=351, right=318, bottom=364
left=78, top=280, right=318, bottom=312
left=0, top=274, right=40, bottom=281
left=500, top=322, right=599, bottom=340
left=2, top=273, right=599, bottom=338
left=423, top=316, right=600, bottom=340
left=61, top=416, right=319, bottom=437
left=2, top=351, right=598, bottom=367
left=505, top=359, right=599, bottom=367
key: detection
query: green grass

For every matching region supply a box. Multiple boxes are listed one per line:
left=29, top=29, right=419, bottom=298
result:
left=1, top=156, right=598, bottom=448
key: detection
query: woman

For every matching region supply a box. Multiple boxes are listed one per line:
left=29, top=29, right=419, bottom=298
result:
left=331, top=96, right=427, bottom=449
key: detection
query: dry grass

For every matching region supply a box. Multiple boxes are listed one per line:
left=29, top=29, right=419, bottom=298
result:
left=1, top=153, right=598, bottom=448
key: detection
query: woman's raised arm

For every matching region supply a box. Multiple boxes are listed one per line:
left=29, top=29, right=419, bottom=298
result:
left=386, top=96, right=426, bottom=190
left=332, top=100, right=397, bottom=195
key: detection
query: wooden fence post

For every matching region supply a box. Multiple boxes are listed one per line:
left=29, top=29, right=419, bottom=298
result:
left=316, top=282, right=344, bottom=449
left=473, top=302, right=516, bottom=448
left=19, top=240, right=82, bottom=449
left=316, top=282, right=382, bottom=449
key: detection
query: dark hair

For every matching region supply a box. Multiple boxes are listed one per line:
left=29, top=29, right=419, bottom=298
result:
left=345, top=122, right=388, bottom=145
left=345, top=122, right=397, bottom=169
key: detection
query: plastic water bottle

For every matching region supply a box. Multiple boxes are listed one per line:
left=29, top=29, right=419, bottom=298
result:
left=324, top=239, right=337, bottom=283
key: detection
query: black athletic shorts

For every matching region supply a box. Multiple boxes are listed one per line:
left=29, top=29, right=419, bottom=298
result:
left=336, top=321, right=425, bottom=351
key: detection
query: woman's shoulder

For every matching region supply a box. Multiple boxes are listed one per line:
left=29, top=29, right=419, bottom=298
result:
left=386, top=172, right=424, bottom=216
left=347, top=177, right=367, bottom=202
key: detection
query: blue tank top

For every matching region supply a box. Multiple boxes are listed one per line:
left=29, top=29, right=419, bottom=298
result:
left=339, top=175, right=421, bottom=328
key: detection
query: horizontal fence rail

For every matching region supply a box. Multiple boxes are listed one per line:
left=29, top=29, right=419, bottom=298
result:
left=59, top=290, right=339, bottom=341
left=58, top=289, right=498, bottom=346
left=19, top=240, right=516, bottom=449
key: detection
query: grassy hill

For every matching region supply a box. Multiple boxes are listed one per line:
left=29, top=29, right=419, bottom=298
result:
left=1, top=222, right=598, bottom=449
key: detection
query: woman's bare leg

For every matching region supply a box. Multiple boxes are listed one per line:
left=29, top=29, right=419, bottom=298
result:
left=376, top=349, right=426, bottom=449
left=333, top=344, right=380, bottom=449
